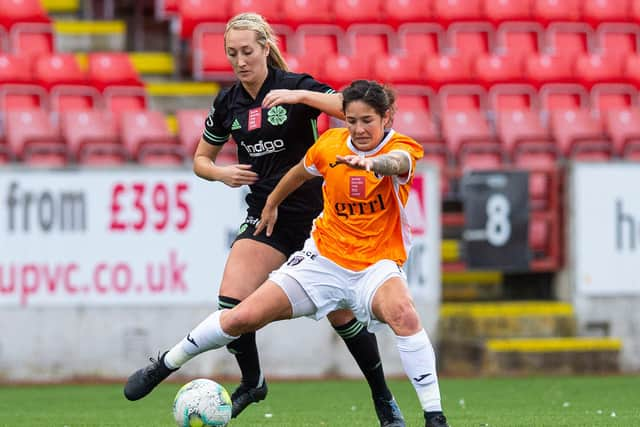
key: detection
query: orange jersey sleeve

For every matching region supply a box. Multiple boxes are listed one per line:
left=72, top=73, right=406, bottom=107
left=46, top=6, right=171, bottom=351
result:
left=304, top=128, right=424, bottom=271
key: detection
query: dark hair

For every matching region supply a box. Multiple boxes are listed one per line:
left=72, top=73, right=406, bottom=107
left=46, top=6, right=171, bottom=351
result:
left=341, top=80, right=396, bottom=122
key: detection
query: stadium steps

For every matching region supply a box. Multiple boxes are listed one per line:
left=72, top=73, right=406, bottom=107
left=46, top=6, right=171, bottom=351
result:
left=437, top=302, right=621, bottom=376
left=145, top=81, right=219, bottom=113
left=42, top=0, right=80, bottom=14
left=441, top=239, right=503, bottom=301
left=54, top=20, right=126, bottom=52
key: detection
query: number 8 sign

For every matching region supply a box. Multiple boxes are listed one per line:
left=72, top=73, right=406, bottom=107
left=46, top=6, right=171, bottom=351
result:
left=461, top=170, right=530, bottom=272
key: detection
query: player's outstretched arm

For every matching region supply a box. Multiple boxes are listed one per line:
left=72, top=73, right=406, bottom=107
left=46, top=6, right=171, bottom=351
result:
left=193, top=137, right=258, bottom=188
left=335, top=151, right=410, bottom=176
left=262, top=90, right=345, bottom=120
left=255, top=159, right=314, bottom=237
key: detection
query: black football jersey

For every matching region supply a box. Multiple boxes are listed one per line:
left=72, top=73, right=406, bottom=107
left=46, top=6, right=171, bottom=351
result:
left=202, top=66, right=335, bottom=221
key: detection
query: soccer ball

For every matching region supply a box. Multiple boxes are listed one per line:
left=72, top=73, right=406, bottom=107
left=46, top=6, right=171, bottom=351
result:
left=172, top=378, right=232, bottom=427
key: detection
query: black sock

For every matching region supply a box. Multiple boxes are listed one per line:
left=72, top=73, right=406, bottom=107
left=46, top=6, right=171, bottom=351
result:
left=334, top=318, right=392, bottom=401
left=219, top=295, right=262, bottom=388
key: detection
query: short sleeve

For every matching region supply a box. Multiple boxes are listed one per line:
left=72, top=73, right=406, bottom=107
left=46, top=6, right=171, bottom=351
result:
left=303, top=141, right=322, bottom=176
left=388, top=135, right=424, bottom=185
left=202, top=91, right=230, bottom=146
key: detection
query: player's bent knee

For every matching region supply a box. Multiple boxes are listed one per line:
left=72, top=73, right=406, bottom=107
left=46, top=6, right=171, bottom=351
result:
left=385, top=303, right=421, bottom=335
left=223, top=306, right=262, bottom=335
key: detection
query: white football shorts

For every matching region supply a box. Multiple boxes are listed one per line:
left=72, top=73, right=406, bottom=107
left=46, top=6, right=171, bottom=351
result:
left=269, top=237, right=406, bottom=331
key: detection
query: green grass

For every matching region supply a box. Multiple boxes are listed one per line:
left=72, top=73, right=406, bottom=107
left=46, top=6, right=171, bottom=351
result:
left=0, top=376, right=638, bottom=426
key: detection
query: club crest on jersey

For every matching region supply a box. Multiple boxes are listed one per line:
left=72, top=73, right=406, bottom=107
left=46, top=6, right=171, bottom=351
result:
left=248, top=107, right=262, bottom=130
left=267, top=105, right=288, bottom=126
left=350, top=176, right=366, bottom=199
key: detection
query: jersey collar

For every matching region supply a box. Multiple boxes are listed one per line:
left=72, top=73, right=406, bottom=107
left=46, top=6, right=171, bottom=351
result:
left=346, top=129, right=395, bottom=156
left=237, top=66, right=276, bottom=105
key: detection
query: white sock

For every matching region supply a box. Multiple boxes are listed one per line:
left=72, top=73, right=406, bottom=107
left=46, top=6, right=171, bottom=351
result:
left=164, top=310, right=238, bottom=369
left=396, top=329, right=442, bottom=412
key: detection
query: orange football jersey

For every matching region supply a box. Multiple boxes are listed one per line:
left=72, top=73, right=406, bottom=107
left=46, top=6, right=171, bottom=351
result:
left=304, top=128, right=424, bottom=271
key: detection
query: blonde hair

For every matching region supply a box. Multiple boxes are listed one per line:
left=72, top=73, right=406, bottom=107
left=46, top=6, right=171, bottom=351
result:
left=225, top=13, right=288, bottom=71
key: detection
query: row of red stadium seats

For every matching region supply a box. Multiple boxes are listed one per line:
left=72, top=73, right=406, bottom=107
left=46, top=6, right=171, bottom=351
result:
left=3, top=105, right=640, bottom=171
left=0, top=109, right=211, bottom=167
left=191, top=22, right=640, bottom=81
left=160, top=0, right=640, bottom=38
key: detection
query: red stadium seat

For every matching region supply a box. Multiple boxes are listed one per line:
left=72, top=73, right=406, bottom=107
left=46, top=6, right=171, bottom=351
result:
left=532, top=0, right=581, bottom=25
left=179, top=0, right=230, bottom=39
left=473, top=54, right=523, bottom=88
left=383, top=0, right=433, bottom=27
left=5, top=109, right=66, bottom=165
left=33, top=53, right=86, bottom=90
left=394, top=94, right=439, bottom=144
left=545, top=23, right=594, bottom=60
left=574, top=53, right=624, bottom=88
left=590, top=84, right=638, bottom=114
left=595, top=24, right=640, bottom=61
left=50, top=85, right=103, bottom=113
left=397, top=23, right=443, bottom=57
left=0, top=53, right=31, bottom=84
left=281, top=0, right=333, bottom=27
left=438, top=84, right=487, bottom=111
left=529, top=217, right=550, bottom=254
left=0, top=84, right=47, bottom=111
left=433, top=0, right=484, bottom=24
left=424, top=54, right=472, bottom=89
left=495, top=109, right=554, bottom=158
left=334, top=0, right=383, bottom=27
left=445, top=23, right=494, bottom=62
left=372, top=54, right=424, bottom=85
left=283, top=52, right=321, bottom=76
left=104, top=86, right=148, bottom=116
left=540, top=84, right=590, bottom=110
left=293, top=24, right=346, bottom=56
left=120, top=110, right=183, bottom=165
left=603, top=107, right=640, bottom=156
left=9, top=23, right=54, bottom=61
left=582, top=0, right=630, bottom=26
left=345, top=24, right=397, bottom=59
left=489, top=84, right=539, bottom=111
left=60, top=110, right=125, bottom=165
left=229, top=0, right=283, bottom=24
left=0, top=0, right=50, bottom=30
left=524, top=53, right=574, bottom=86
left=495, top=22, right=544, bottom=61
left=87, top=53, right=143, bottom=91
left=318, top=54, right=371, bottom=91
left=192, top=24, right=234, bottom=81
left=176, top=109, right=208, bottom=156
left=549, top=108, right=611, bottom=159
left=484, top=0, right=532, bottom=24
left=441, top=110, right=500, bottom=163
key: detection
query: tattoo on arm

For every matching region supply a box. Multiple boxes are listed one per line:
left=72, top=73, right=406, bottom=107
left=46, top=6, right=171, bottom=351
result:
left=371, top=153, right=410, bottom=176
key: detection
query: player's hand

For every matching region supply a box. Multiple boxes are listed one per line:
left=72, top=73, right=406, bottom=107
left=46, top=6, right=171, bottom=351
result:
left=262, top=89, right=303, bottom=108
left=219, top=164, right=259, bottom=188
left=254, top=204, right=278, bottom=237
left=335, top=155, right=374, bottom=172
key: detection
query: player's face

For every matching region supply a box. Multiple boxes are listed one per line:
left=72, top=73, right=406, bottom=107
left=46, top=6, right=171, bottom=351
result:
left=345, top=100, right=390, bottom=151
left=225, top=29, right=269, bottom=86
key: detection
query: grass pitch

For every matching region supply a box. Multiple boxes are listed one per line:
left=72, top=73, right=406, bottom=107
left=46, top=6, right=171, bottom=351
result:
left=0, top=376, right=638, bottom=426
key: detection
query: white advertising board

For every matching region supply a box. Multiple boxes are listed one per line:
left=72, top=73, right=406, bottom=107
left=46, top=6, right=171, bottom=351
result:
left=0, top=166, right=440, bottom=307
left=572, top=163, right=640, bottom=296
